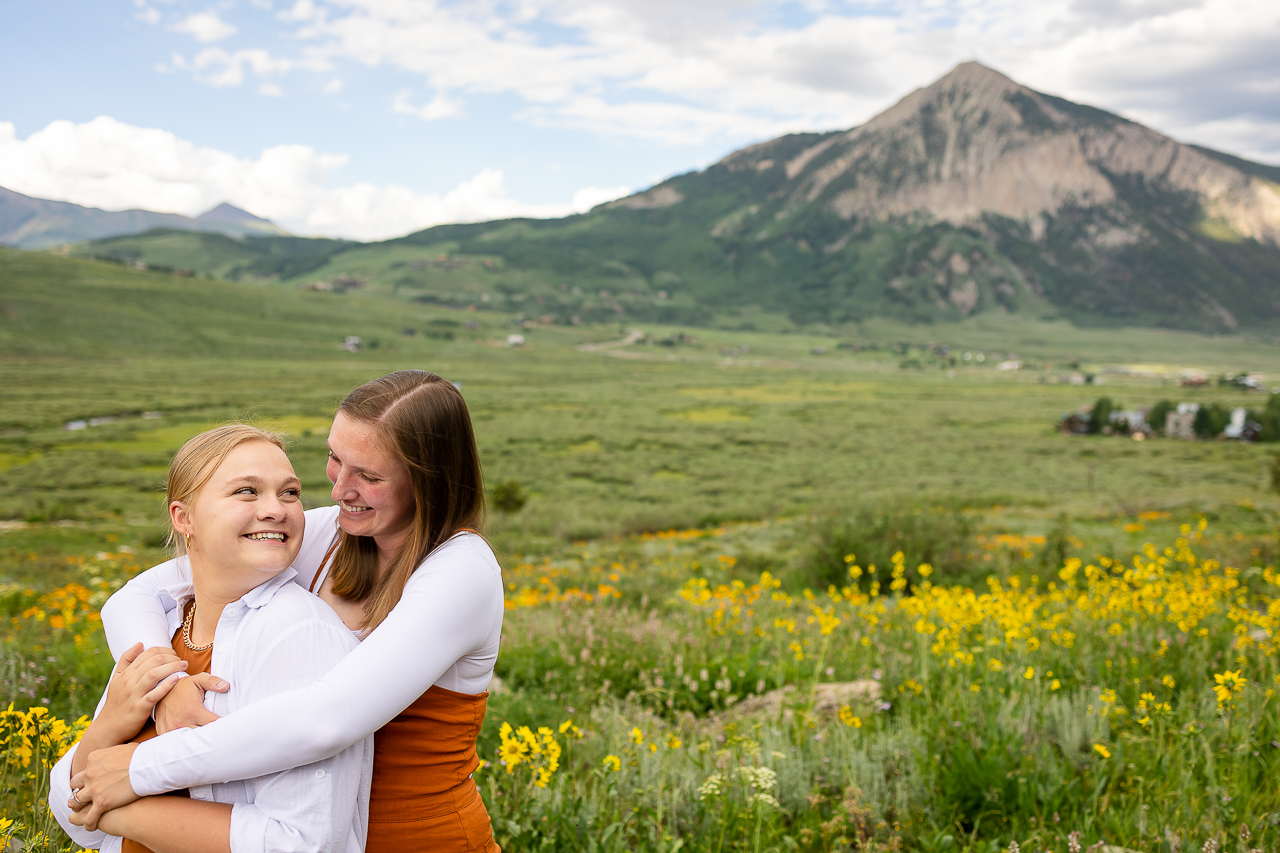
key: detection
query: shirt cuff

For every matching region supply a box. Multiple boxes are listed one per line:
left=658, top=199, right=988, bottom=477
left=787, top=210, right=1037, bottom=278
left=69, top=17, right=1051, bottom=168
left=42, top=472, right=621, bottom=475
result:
left=127, top=738, right=168, bottom=797
left=229, top=802, right=268, bottom=853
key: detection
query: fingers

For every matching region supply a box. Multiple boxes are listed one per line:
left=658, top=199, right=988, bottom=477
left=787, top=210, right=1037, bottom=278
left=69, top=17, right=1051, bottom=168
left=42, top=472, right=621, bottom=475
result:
left=127, top=646, right=182, bottom=673
left=81, top=801, right=106, bottom=833
left=142, top=671, right=185, bottom=706
left=113, top=642, right=145, bottom=675
left=186, top=672, right=230, bottom=693
left=154, top=675, right=223, bottom=734
left=137, top=659, right=189, bottom=692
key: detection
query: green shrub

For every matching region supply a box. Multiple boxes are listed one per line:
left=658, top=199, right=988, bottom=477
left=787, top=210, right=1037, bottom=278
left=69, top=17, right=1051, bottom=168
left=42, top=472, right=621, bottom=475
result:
left=491, top=480, right=528, bottom=514
left=1192, top=403, right=1231, bottom=438
left=1087, top=397, right=1114, bottom=434
left=802, top=499, right=977, bottom=590
left=1145, top=399, right=1174, bottom=433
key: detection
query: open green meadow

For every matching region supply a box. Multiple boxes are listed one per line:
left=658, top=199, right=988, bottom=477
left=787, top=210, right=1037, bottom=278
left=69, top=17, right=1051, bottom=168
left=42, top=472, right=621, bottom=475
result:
left=2, top=247, right=1280, bottom=852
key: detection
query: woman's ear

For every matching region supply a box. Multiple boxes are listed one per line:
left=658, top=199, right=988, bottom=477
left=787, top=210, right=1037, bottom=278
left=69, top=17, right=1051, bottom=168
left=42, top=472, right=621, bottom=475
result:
left=169, top=500, right=191, bottom=538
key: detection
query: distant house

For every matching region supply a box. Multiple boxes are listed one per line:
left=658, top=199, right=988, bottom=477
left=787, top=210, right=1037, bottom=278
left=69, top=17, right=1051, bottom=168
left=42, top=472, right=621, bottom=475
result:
left=1223, top=407, right=1262, bottom=441
left=341, top=336, right=361, bottom=352
left=1058, top=412, right=1090, bottom=434
left=1166, top=411, right=1196, bottom=440
left=506, top=334, right=525, bottom=347
left=1110, top=409, right=1151, bottom=436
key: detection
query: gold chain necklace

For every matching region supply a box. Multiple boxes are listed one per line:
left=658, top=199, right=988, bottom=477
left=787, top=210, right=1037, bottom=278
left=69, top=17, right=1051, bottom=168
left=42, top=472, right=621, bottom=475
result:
left=182, top=601, right=214, bottom=652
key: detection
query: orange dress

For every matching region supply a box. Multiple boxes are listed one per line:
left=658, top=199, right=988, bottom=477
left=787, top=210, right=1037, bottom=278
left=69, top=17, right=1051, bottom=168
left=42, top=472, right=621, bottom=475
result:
left=364, top=686, right=500, bottom=852
left=122, top=602, right=213, bottom=853
left=310, top=543, right=501, bottom=853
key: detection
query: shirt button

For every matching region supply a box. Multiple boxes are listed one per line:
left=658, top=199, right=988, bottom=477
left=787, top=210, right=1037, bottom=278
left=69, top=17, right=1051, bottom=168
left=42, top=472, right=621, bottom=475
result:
left=314, top=769, right=326, bottom=779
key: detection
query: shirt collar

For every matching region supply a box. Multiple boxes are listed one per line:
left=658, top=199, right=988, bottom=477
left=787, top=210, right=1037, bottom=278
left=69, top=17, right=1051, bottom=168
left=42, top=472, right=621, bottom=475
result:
left=158, top=558, right=298, bottom=611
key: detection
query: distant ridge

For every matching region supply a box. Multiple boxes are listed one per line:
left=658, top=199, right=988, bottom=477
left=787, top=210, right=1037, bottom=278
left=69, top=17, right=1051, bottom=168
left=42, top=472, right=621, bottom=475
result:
left=0, top=187, right=288, bottom=249
left=70, top=62, right=1280, bottom=333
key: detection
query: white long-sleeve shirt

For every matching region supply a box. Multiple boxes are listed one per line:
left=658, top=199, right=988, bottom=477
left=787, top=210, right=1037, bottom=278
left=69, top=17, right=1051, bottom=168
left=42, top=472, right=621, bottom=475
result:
left=51, top=569, right=374, bottom=853
left=99, top=505, right=504, bottom=797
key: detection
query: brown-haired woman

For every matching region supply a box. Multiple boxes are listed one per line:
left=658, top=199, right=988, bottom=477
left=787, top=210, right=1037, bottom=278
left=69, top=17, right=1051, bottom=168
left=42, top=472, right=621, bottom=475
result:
left=68, top=371, right=504, bottom=852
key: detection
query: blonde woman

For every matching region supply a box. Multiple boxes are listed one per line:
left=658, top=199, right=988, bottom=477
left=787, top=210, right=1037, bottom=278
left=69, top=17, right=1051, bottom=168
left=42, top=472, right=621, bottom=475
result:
left=69, top=371, right=503, bottom=852
left=50, top=424, right=373, bottom=853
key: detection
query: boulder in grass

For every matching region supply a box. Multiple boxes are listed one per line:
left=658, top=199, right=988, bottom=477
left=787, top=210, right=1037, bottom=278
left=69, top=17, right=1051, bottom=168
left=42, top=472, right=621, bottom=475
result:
left=705, top=680, right=881, bottom=728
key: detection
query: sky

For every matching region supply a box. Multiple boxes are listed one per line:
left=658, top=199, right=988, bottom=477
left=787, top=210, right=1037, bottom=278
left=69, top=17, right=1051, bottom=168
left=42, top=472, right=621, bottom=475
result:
left=2, top=0, right=1278, bottom=242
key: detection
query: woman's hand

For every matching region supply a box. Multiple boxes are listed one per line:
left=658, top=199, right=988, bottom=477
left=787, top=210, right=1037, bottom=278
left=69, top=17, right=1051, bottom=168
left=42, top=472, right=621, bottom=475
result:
left=96, top=643, right=189, bottom=744
left=154, top=673, right=227, bottom=735
left=68, top=794, right=136, bottom=837
left=67, top=742, right=140, bottom=832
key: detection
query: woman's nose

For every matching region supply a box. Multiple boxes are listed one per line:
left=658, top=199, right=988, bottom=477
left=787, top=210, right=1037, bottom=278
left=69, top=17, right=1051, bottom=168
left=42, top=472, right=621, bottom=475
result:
left=260, top=493, right=287, bottom=519
left=331, top=470, right=355, bottom=500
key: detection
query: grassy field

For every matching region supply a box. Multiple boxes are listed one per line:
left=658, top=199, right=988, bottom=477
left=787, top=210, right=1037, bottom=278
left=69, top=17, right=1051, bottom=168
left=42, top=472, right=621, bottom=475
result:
left=3, top=247, right=1280, bottom=852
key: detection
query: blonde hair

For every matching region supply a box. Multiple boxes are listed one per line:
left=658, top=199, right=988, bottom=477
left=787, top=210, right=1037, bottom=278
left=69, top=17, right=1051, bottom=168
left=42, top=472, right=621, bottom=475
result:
left=327, top=370, right=485, bottom=631
left=167, top=424, right=287, bottom=556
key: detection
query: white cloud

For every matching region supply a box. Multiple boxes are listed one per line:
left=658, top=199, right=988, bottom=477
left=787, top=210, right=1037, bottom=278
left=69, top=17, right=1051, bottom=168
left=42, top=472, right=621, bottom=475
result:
left=278, top=0, right=317, bottom=22
left=171, top=11, right=238, bottom=43
left=569, top=184, right=632, bottom=212
left=258, top=82, right=285, bottom=97
left=390, top=90, right=463, bottom=121
left=172, top=47, right=297, bottom=87
left=322, top=78, right=342, bottom=95
left=218, top=0, right=1277, bottom=162
left=135, top=6, right=161, bottom=25
left=0, top=117, right=631, bottom=241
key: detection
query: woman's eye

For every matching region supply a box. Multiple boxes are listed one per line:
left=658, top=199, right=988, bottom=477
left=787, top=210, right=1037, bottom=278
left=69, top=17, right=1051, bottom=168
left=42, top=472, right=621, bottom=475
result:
left=235, top=487, right=256, bottom=495
left=284, top=488, right=302, bottom=498
left=360, top=474, right=380, bottom=484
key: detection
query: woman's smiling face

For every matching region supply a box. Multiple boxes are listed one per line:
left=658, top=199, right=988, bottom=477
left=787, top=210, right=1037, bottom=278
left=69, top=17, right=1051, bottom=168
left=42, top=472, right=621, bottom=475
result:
left=172, top=440, right=304, bottom=585
left=326, top=411, right=416, bottom=555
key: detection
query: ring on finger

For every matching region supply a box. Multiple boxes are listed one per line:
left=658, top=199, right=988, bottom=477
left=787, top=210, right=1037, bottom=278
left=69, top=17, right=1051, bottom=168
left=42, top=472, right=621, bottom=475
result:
left=72, top=788, right=86, bottom=805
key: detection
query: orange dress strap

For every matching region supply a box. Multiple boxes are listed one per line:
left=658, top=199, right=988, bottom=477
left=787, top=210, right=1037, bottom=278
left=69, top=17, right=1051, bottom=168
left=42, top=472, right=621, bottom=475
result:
left=309, top=538, right=341, bottom=593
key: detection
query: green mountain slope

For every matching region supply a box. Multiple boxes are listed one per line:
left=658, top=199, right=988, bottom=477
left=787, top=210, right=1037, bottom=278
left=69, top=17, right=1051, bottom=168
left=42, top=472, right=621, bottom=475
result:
left=69, top=63, right=1280, bottom=333
left=70, top=228, right=354, bottom=280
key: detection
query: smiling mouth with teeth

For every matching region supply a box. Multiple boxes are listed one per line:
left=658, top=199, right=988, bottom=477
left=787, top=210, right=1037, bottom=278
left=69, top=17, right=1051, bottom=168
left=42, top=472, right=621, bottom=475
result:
left=341, top=502, right=372, bottom=513
left=246, top=532, right=287, bottom=541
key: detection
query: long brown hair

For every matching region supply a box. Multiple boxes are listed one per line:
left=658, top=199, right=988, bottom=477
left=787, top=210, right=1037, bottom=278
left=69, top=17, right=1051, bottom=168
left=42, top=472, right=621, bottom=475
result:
left=327, top=370, right=485, bottom=630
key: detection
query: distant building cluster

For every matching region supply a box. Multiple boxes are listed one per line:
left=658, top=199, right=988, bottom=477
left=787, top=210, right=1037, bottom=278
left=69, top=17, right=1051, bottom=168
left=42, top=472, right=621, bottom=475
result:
left=1059, top=383, right=1278, bottom=443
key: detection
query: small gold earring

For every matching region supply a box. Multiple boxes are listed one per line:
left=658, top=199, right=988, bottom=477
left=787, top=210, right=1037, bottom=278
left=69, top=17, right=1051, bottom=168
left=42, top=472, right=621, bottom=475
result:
left=185, top=531, right=192, bottom=550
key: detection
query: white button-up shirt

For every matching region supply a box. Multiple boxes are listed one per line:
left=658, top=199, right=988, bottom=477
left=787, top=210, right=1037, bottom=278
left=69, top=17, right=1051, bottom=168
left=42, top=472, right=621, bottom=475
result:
left=50, top=569, right=374, bottom=853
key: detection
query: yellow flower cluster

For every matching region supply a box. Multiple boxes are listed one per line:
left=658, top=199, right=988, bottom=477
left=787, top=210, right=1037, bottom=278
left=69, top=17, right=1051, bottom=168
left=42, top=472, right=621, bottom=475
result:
left=505, top=578, right=624, bottom=610
left=678, top=573, right=782, bottom=636
left=9, top=583, right=107, bottom=651
left=495, top=719, right=579, bottom=788
left=639, top=527, right=725, bottom=542
left=0, top=705, right=89, bottom=770
left=977, top=534, right=1048, bottom=558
